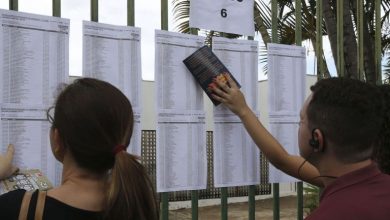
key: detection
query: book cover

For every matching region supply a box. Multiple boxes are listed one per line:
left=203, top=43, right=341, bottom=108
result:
left=0, top=169, right=53, bottom=194
left=183, top=46, right=241, bottom=105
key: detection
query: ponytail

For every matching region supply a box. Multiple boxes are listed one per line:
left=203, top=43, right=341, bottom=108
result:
left=104, top=152, right=159, bottom=220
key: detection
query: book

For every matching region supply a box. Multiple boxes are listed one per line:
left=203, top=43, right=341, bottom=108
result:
left=0, top=169, right=53, bottom=194
left=183, top=46, right=240, bottom=105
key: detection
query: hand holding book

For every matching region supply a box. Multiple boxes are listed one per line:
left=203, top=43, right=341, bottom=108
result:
left=183, top=46, right=241, bottom=105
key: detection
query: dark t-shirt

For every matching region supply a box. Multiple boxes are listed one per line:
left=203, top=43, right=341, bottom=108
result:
left=306, top=163, right=390, bottom=220
left=0, top=189, right=102, bottom=220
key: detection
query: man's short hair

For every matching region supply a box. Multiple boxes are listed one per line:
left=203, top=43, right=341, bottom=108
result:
left=307, top=77, right=383, bottom=163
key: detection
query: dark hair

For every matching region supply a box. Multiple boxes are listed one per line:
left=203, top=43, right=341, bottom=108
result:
left=53, top=78, right=158, bottom=220
left=307, top=77, right=383, bottom=163
left=374, top=84, right=390, bottom=174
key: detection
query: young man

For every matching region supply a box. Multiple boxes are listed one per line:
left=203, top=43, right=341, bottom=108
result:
left=211, top=77, right=390, bottom=219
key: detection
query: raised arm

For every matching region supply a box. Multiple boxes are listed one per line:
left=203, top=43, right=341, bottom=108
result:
left=211, top=76, right=323, bottom=187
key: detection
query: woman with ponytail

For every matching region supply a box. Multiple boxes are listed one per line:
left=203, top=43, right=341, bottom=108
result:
left=0, top=78, right=158, bottom=220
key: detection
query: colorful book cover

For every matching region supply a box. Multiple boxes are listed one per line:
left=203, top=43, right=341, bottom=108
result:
left=0, top=169, right=53, bottom=194
left=183, top=46, right=241, bottom=105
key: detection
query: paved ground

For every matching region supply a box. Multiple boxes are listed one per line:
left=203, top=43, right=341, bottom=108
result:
left=169, top=196, right=300, bottom=220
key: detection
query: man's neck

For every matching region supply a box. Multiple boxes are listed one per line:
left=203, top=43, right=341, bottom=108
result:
left=318, top=159, right=372, bottom=187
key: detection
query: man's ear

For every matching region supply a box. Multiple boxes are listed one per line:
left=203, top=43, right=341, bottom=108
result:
left=313, top=129, right=325, bottom=152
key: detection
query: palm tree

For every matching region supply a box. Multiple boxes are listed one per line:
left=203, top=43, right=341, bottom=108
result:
left=172, top=0, right=390, bottom=84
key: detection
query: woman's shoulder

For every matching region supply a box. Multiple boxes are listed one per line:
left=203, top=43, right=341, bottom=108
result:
left=0, top=189, right=27, bottom=219
left=45, top=196, right=103, bottom=220
left=0, top=188, right=26, bottom=203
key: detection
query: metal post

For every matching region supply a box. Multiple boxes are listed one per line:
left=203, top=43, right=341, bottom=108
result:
left=53, top=0, right=61, bottom=17
left=9, top=0, right=18, bottom=11
left=357, top=0, right=364, bottom=80
left=161, top=193, right=169, bottom=220
left=295, top=0, right=302, bottom=45
left=336, top=0, right=344, bottom=76
left=91, top=0, right=98, bottom=22
left=271, top=0, right=278, bottom=43
left=161, top=0, right=168, bottom=30
left=127, top=0, right=135, bottom=26
left=273, top=184, right=280, bottom=220
left=221, top=187, right=228, bottom=220
left=316, top=0, right=323, bottom=79
left=271, top=1, right=280, bottom=219
left=160, top=0, right=169, bottom=218
left=191, top=190, right=199, bottom=220
left=295, top=2, right=304, bottom=219
left=375, top=0, right=382, bottom=84
left=248, top=185, right=256, bottom=220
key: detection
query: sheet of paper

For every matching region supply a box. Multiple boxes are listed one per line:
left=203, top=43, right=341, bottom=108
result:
left=0, top=9, right=69, bottom=186
left=190, top=0, right=255, bottom=36
left=155, top=30, right=207, bottom=192
left=267, top=43, right=306, bottom=183
left=83, top=21, right=142, bottom=156
left=212, top=37, right=260, bottom=187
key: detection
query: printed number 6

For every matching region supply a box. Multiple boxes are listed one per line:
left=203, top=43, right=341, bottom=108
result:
left=221, top=9, right=227, bottom=18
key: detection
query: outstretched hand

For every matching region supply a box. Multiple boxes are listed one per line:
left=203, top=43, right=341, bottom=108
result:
left=0, top=144, right=18, bottom=180
left=210, top=74, right=251, bottom=118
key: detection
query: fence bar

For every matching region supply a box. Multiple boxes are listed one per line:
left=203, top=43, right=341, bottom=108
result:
left=273, top=184, right=280, bottom=220
left=375, top=0, right=382, bottom=84
left=296, top=182, right=303, bottom=220
left=271, top=1, right=280, bottom=219
left=91, top=0, right=98, bottom=22
left=161, top=0, right=168, bottom=30
left=295, top=0, right=302, bottom=45
left=161, top=193, right=169, bottom=220
left=160, top=1, right=169, bottom=219
left=191, top=190, right=199, bottom=220
left=336, top=0, right=344, bottom=76
left=221, top=187, right=228, bottom=220
left=357, top=0, right=364, bottom=80
left=316, top=0, right=323, bottom=79
left=9, top=0, right=18, bottom=11
left=294, top=2, right=303, bottom=219
left=52, top=0, right=61, bottom=17
left=127, top=0, right=135, bottom=26
left=246, top=35, right=256, bottom=220
left=271, top=0, right=278, bottom=43
left=248, top=185, right=256, bottom=220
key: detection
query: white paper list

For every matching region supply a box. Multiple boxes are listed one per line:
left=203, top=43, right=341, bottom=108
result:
left=212, top=37, right=260, bottom=187
left=0, top=9, right=69, bottom=186
left=0, top=106, right=61, bottom=186
left=0, top=9, right=69, bottom=106
left=267, top=43, right=306, bottom=183
left=83, top=21, right=142, bottom=156
left=155, top=30, right=207, bottom=192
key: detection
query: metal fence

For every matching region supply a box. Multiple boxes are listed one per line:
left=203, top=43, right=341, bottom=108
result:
left=6, top=0, right=383, bottom=219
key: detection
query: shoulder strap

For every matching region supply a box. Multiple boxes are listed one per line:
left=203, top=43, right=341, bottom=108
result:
left=18, top=191, right=33, bottom=220
left=34, top=191, right=47, bottom=220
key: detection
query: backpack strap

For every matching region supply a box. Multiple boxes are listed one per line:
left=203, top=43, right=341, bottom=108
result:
left=18, top=191, right=33, bottom=220
left=34, top=190, right=47, bottom=220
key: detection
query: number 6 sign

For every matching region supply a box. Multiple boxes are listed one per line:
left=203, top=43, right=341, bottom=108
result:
left=189, top=0, right=254, bottom=36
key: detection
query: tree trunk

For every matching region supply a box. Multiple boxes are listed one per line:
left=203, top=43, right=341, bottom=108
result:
left=349, top=0, right=377, bottom=84
left=323, top=0, right=339, bottom=73
left=342, top=0, right=358, bottom=79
